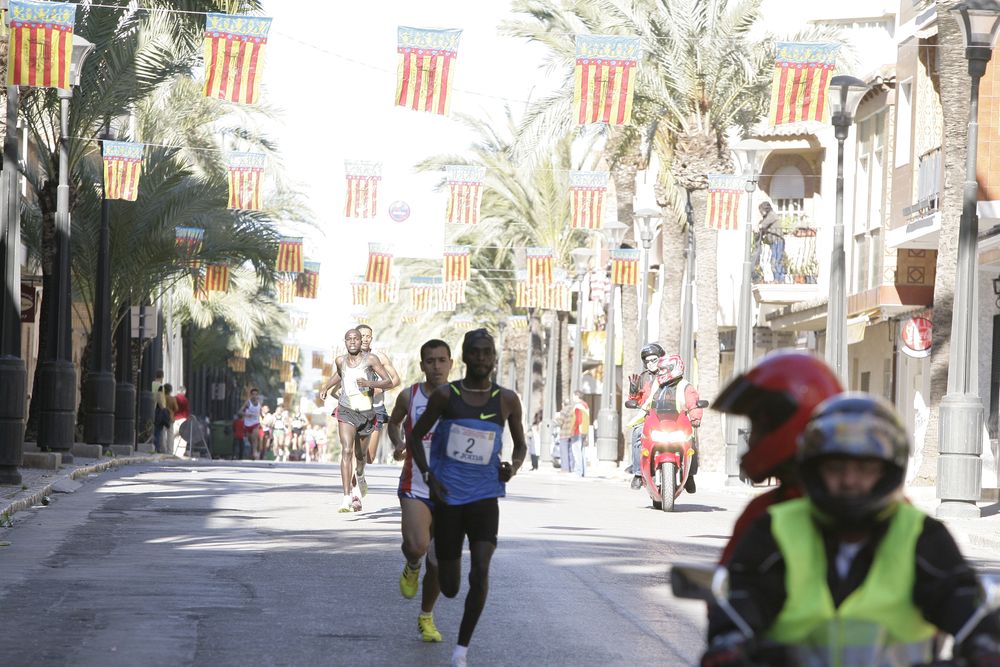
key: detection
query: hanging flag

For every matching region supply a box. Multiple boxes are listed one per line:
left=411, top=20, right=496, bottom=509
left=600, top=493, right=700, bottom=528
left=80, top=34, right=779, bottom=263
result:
left=227, top=357, right=247, bottom=373
left=514, top=269, right=537, bottom=309
left=365, top=243, right=393, bottom=284
left=204, top=264, right=230, bottom=292
left=296, top=260, right=319, bottom=299
left=568, top=170, right=609, bottom=229
left=705, top=174, right=744, bottom=231
left=410, top=276, right=439, bottom=312
left=227, top=152, right=266, bottom=210
left=373, top=277, right=400, bottom=304
left=275, top=236, right=303, bottom=273
left=312, top=351, right=324, bottom=370
left=235, top=342, right=251, bottom=359
left=438, top=281, right=466, bottom=311
left=508, top=315, right=529, bottom=330
left=290, top=313, right=308, bottom=330
left=268, top=357, right=282, bottom=371
left=445, top=165, right=486, bottom=224
left=102, top=141, right=143, bottom=201
left=546, top=280, right=572, bottom=312
left=203, top=13, right=272, bottom=105
left=279, top=363, right=293, bottom=382
left=443, top=245, right=471, bottom=282
left=527, top=247, right=554, bottom=285
left=276, top=274, right=296, bottom=304
left=7, top=1, right=77, bottom=89
left=395, top=26, right=461, bottom=115
left=611, top=248, right=640, bottom=285
left=322, top=362, right=334, bottom=376
left=769, top=42, right=839, bottom=126
left=351, top=278, right=369, bottom=307
left=573, top=35, right=640, bottom=126
left=175, top=227, right=205, bottom=267
left=402, top=314, right=419, bottom=324
left=282, top=344, right=299, bottom=363
left=345, top=160, right=382, bottom=219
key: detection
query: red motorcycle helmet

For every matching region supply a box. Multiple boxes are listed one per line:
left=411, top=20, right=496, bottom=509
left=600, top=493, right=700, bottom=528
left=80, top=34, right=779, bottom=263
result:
left=657, top=354, right=684, bottom=384
left=712, top=350, right=842, bottom=482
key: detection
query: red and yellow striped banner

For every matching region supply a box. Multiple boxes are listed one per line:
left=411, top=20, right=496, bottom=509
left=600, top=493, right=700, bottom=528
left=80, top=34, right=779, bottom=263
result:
left=275, top=237, right=303, bottom=274
left=514, top=270, right=537, bottom=309
left=546, top=282, right=572, bottom=312
left=445, top=165, right=485, bottom=224
left=279, top=363, right=292, bottom=381
left=611, top=248, right=639, bottom=285
left=282, top=344, right=299, bottom=363
left=276, top=274, right=296, bottom=304
left=440, top=281, right=466, bottom=309
left=410, top=277, right=439, bottom=312
left=228, top=357, right=247, bottom=373
left=295, top=261, right=319, bottom=299
left=569, top=170, right=608, bottom=229
left=395, top=26, right=461, bottom=116
left=443, top=245, right=470, bottom=282
left=203, top=13, right=271, bottom=105
left=227, top=152, right=265, bottom=210
left=402, top=314, right=419, bottom=324
left=351, top=279, right=369, bottom=307
left=102, top=141, right=143, bottom=201
left=7, top=1, right=76, bottom=89
left=204, top=264, right=230, bottom=292
left=345, top=161, right=381, bottom=219
left=508, top=315, right=529, bottom=330
left=705, top=175, right=744, bottom=230
left=268, top=357, right=282, bottom=371
left=527, top=247, right=554, bottom=285
left=373, top=278, right=399, bottom=304
left=365, top=243, right=393, bottom=285
left=573, top=35, right=640, bottom=126
left=769, top=42, right=838, bottom=126
left=312, top=351, right=324, bottom=370
left=175, top=227, right=204, bottom=267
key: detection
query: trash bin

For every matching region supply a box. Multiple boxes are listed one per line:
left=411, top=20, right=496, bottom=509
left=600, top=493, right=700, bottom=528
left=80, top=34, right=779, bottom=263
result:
left=211, top=420, right=233, bottom=459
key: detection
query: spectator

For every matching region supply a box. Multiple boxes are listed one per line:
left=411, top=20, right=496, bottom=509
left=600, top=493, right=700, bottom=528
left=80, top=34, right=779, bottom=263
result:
left=557, top=405, right=575, bottom=473
left=570, top=391, right=590, bottom=478
left=171, top=386, right=191, bottom=457
left=232, top=413, right=247, bottom=460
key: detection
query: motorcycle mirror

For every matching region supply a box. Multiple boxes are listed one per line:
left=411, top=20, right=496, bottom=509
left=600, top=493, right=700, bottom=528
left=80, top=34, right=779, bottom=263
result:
left=670, top=564, right=715, bottom=602
left=954, top=574, right=1000, bottom=646
left=625, top=400, right=639, bottom=409
left=696, top=400, right=709, bottom=408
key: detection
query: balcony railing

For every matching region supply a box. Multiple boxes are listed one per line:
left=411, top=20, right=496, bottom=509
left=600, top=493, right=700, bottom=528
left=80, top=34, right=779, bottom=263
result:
left=752, top=211, right=819, bottom=285
left=904, top=148, right=941, bottom=219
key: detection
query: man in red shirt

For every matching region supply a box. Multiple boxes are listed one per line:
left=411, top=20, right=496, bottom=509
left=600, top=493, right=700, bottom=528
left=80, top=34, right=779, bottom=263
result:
left=232, top=413, right=247, bottom=460
left=569, top=391, right=590, bottom=476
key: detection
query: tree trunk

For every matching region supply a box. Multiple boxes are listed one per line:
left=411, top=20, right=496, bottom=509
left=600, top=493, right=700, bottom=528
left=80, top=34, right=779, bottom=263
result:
left=558, top=311, right=570, bottom=406
left=692, top=190, right=724, bottom=472
left=659, top=205, right=685, bottom=355
left=24, top=183, right=58, bottom=442
left=612, top=158, right=639, bottom=462
left=920, top=0, right=966, bottom=484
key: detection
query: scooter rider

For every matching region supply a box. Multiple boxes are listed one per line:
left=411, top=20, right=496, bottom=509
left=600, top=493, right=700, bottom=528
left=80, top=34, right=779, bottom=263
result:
left=638, top=354, right=703, bottom=493
left=703, top=394, right=1000, bottom=667
left=712, top=350, right=843, bottom=564
left=625, top=343, right=665, bottom=489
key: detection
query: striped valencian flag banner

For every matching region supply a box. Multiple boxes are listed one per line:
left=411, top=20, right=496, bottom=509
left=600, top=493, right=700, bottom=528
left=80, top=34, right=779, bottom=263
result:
left=705, top=175, right=744, bottom=230
left=175, top=227, right=204, bottom=266
left=282, top=344, right=299, bottom=363
left=290, top=313, right=308, bottom=330
left=235, top=342, right=251, bottom=359
left=204, top=264, right=230, bottom=292
left=275, top=237, right=304, bottom=273
left=373, top=277, right=400, bottom=304
left=227, top=357, right=246, bottom=373
left=7, top=1, right=76, bottom=89
left=573, top=35, right=640, bottom=126
left=402, top=314, right=419, bottom=324
left=442, top=280, right=466, bottom=305
left=351, top=278, right=369, bottom=307
left=410, top=277, right=440, bottom=312
left=102, top=141, right=143, bottom=201
left=443, top=245, right=470, bottom=282
left=769, top=42, right=839, bottom=126
left=268, top=357, right=282, bottom=371
left=611, top=248, right=640, bottom=285
left=279, top=363, right=292, bottom=382
left=508, top=315, right=529, bottom=330
left=365, top=243, right=393, bottom=284
left=526, top=247, right=554, bottom=285
left=276, top=274, right=296, bottom=304
left=295, top=260, right=319, bottom=299
left=227, top=152, right=266, bottom=210
left=445, top=165, right=486, bottom=224
left=569, top=170, right=608, bottom=229
left=312, top=351, right=324, bottom=370
left=514, top=269, right=536, bottom=309
left=547, top=281, right=572, bottom=312
left=395, top=26, right=461, bottom=115
left=203, top=13, right=272, bottom=105
left=345, top=161, right=381, bottom=219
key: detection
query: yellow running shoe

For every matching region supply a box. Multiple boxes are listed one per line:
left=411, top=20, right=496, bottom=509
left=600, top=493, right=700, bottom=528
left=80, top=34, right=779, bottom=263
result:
left=418, top=613, right=442, bottom=642
left=400, top=563, right=420, bottom=599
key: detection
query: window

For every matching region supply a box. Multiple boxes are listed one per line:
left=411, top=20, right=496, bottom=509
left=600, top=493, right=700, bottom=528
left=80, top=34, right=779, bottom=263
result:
left=895, top=81, right=912, bottom=168
left=852, top=109, right=887, bottom=293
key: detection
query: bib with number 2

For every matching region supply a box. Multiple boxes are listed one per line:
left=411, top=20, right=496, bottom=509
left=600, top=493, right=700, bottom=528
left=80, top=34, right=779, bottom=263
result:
left=446, top=424, right=495, bottom=466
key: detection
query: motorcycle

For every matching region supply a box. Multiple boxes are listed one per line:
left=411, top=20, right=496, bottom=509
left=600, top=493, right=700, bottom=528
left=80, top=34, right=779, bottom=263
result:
left=625, top=396, right=709, bottom=512
left=670, top=563, right=1000, bottom=666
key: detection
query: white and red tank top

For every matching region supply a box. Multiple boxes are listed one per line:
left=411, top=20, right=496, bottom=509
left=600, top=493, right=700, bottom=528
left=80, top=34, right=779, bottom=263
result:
left=398, top=383, right=437, bottom=498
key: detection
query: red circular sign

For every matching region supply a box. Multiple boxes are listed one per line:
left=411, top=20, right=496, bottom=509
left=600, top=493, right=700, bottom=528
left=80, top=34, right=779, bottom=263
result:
left=901, top=317, right=932, bottom=355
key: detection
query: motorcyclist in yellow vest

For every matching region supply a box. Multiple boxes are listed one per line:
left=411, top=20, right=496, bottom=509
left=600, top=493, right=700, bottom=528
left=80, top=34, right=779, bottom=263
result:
left=703, top=393, right=1000, bottom=667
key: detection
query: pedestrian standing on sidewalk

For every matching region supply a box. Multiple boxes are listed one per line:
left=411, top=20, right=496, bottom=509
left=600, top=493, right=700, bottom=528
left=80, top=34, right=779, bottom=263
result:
left=231, top=413, right=247, bottom=460
left=406, top=328, right=527, bottom=667
left=570, top=391, right=590, bottom=477
left=556, top=405, right=574, bottom=472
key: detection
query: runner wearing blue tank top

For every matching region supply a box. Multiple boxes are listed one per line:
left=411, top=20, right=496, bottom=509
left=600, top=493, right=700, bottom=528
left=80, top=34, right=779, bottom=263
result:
left=406, top=329, right=527, bottom=667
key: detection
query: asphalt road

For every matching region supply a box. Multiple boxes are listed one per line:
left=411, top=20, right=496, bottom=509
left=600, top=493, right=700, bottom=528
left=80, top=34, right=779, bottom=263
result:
left=2, top=461, right=994, bottom=666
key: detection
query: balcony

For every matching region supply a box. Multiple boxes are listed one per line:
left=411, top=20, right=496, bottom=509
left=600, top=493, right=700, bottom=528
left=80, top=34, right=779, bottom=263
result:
left=752, top=209, right=821, bottom=304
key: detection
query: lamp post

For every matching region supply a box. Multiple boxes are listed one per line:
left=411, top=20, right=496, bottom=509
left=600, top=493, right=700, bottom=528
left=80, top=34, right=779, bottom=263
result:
left=36, top=35, right=94, bottom=462
left=540, top=309, right=558, bottom=463
left=521, top=307, right=535, bottom=439
left=595, top=220, right=628, bottom=462
left=569, top=247, right=593, bottom=396
left=726, top=140, right=769, bottom=483
left=825, top=75, right=869, bottom=383
left=633, top=209, right=662, bottom=346
left=84, top=121, right=119, bottom=448
left=937, top=1, right=1000, bottom=519
left=496, top=318, right=507, bottom=384
left=680, top=191, right=696, bottom=373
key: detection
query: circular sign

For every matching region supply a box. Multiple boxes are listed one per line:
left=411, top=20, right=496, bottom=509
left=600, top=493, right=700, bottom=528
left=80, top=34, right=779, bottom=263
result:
left=388, top=201, right=410, bottom=222
left=901, top=316, right=932, bottom=358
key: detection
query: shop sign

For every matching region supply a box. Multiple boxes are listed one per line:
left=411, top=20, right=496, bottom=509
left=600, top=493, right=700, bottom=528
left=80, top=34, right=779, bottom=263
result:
left=901, top=316, right=932, bottom=358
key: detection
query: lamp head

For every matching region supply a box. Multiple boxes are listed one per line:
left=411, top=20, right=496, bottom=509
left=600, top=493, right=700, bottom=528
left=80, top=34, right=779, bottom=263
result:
left=827, top=75, right=869, bottom=136
left=633, top=208, right=663, bottom=243
left=732, top=139, right=769, bottom=182
left=602, top=220, right=628, bottom=248
left=952, top=1, right=1000, bottom=70
left=68, top=34, right=95, bottom=89
left=570, top=247, right=594, bottom=275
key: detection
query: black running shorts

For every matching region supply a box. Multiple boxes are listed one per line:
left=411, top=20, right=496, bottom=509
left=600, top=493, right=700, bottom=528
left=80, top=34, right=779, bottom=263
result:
left=336, top=405, right=377, bottom=437
left=433, top=497, right=499, bottom=560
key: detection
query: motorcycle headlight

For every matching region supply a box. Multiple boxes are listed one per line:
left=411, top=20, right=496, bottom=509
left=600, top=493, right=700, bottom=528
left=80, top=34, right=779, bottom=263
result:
left=651, top=430, right=687, bottom=445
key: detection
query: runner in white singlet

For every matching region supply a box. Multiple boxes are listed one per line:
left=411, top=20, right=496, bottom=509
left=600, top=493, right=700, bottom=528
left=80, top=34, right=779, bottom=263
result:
left=387, top=339, right=453, bottom=643
left=357, top=324, right=400, bottom=464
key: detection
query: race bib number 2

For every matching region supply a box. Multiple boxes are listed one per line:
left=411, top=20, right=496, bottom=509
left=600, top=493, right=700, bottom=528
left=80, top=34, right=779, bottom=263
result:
left=446, top=424, right=495, bottom=465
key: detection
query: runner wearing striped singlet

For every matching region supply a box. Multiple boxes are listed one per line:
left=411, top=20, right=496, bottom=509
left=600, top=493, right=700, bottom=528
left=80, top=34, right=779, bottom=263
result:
left=388, top=339, right=453, bottom=643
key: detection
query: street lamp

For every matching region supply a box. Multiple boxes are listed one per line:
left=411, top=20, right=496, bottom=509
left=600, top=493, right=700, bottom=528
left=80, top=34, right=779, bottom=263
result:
left=725, top=139, right=769, bottom=483
left=937, top=0, right=1000, bottom=519
left=595, top=220, right=628, bottom=462
left=36, top=34, right=94, bottom=463
left=496, top=318, right=507, bottom=385
left=826, top=74, right=868, bottom=383
left=633, top=208, right=662, bottom=346
left=680, top=191, right=696, bottom=373
left=569, top=247, right=593, bottom=396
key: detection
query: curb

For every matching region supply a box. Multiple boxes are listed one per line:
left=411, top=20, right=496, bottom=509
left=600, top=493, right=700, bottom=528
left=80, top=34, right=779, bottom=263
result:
left=0, top=454, right=171, bottom=522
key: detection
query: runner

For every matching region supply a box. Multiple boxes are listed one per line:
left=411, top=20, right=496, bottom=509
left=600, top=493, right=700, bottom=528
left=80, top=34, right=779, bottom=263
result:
left=388, top=338, right=454, bottom=643
left=320, top=328, right=394, bottom=512
left=356, top=324, right=401, bottom=464
left=406, top=328, right=527, bottom=667
left=239, top=388, right=262, bottom=459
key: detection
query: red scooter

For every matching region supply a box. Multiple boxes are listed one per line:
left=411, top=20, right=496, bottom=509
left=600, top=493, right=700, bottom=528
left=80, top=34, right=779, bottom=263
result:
left=626, top=397, right=708, bottom=511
